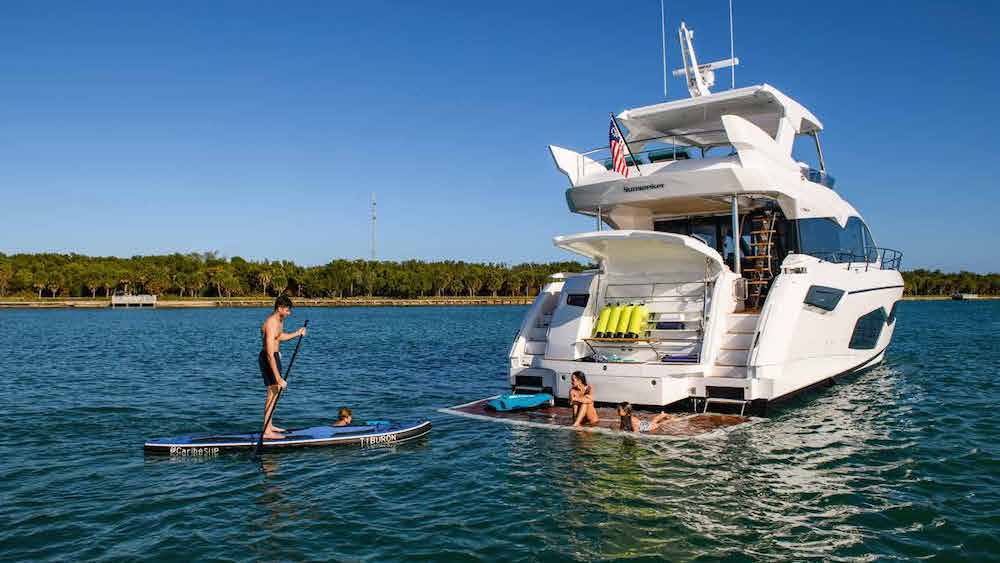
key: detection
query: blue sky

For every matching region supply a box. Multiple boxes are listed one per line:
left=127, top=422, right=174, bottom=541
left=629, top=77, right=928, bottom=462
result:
left=0, top=1, right=996, bottom=272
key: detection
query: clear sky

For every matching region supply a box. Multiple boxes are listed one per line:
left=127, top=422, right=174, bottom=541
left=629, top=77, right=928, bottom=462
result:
left=0, top=1, right=996, bottom=272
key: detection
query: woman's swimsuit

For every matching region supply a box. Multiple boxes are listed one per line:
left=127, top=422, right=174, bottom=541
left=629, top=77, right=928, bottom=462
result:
left=637, top=420, right=653, bottom=433
left=258, top=350, right=282, bottom=386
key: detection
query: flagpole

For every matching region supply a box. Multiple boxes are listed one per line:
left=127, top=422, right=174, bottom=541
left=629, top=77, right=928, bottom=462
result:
left=610, top=112, right=642, bottom=177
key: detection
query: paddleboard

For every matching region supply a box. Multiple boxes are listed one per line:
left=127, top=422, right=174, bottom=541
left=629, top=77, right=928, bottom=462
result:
left=144, top=420, right=431, bottom=456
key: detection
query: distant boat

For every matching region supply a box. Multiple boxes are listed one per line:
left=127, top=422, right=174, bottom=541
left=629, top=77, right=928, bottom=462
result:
left=951, top=293, right=979, bottom=300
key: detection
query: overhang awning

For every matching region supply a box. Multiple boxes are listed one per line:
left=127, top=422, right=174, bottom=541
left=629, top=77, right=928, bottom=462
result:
left=617, top=84, right=823, bottom=148
left=554, top=230, right=726, bottom=278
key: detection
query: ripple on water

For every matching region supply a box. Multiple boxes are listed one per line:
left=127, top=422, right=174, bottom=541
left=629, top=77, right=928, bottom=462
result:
left=0, top=302, right=998, bottom=560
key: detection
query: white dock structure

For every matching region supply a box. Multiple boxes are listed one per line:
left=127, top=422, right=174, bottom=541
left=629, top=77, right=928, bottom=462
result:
left=111, top=294, right=157, bottom=308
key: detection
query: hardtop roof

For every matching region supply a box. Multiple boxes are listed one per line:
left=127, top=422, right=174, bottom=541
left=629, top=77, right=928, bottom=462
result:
left=617, top=84, right=822, bottom=149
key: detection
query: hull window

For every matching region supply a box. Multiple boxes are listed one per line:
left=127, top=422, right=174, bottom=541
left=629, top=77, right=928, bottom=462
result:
left=849, top=307, right=888, bottom=350
left=887, top=301, right=899, bottom=325
left=566, top=293, right=589, bottom=307
left=804, top=285, right=845, bottom=311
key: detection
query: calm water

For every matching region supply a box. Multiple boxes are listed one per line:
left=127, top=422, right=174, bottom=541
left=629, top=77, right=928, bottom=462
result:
left=0, top=302, right=997, bottom=561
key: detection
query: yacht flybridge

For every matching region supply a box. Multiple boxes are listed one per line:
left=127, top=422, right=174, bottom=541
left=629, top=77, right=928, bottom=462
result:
left=507, top=23, right=904, bottom=415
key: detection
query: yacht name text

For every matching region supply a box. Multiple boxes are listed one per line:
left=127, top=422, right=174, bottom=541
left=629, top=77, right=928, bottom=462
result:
left=623, top=183, right=664, bottom=193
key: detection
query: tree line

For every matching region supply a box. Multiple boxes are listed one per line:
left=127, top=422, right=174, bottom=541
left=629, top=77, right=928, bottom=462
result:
left=902, top=269, right=1000, bottom=297
left=0, top=252, right=587, bottom=299
left=0, top=253, right=996, bottom=299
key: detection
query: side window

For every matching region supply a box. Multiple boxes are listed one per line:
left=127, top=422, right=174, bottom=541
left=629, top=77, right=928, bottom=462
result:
left=862, top=223, right=878, bottom=262
left=797, top=218, right=842, bottom=258
left=690, top=218, right=718, bottom=250
left=566, top=294, right=589, bottom=307
left=653, top=219, right=688, bottom=235
left=798, top=217, right=873, bottom=263
left=841, top=217, right=866, bottom=260
left=849, top=307, right=887, bottom=349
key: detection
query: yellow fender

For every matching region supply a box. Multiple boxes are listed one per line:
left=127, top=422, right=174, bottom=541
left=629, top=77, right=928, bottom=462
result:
left=626, top=304, right=648, bottom=338
left=615, top=305, right=634, bottom=338
left=604, top=304, right=622, bottom=339
left=593, top=305, right=612, bottom=337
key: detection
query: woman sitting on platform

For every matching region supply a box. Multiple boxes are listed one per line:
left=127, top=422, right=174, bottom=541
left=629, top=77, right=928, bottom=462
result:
left=617, top=402, right=671, bottom=433
left=570, top=371, right=599, bottom=427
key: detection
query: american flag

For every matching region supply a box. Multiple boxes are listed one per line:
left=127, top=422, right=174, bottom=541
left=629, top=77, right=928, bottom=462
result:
left=609, top=118, right=629, bottom=177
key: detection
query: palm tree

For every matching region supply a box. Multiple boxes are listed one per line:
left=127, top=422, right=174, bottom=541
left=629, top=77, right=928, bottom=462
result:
left=0, top=263, right=12, bottom=297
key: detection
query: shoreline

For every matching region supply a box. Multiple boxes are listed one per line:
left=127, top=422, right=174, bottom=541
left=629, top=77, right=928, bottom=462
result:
left=0, top=295, right=996, bottom=309
left=0, top=296, right=536, bottom=309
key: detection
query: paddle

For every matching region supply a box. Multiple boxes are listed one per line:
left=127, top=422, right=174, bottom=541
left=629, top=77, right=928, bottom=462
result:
left=253, top=319, right=308, bottom=457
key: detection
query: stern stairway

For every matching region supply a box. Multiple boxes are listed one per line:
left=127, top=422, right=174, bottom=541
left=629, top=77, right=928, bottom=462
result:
left=704, top=312, right=758, bottom=414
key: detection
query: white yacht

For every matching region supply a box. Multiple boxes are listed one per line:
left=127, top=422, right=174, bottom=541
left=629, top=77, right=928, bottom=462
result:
left=507, top=23, right=903, bottom=415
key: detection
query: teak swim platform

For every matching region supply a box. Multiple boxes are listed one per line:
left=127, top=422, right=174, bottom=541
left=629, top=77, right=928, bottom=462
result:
left=440, top=397, right=758, bottom=440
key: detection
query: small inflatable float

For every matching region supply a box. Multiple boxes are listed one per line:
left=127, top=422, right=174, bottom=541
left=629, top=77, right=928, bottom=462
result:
left=486, top=393, right=554, bottom=412
left=144, top=420, right=431, bottom=455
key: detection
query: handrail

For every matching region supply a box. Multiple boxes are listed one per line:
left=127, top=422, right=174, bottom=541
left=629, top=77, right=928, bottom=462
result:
left=806, top=248, right=903, bottom=271
left=578, top=128, right=731, bottom=155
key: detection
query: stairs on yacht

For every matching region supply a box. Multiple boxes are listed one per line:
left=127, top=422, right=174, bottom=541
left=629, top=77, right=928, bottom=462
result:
left=520, top=311, right=551, bottom=367
left=713, top=313, right=758, bottom=373
left=702, top=312, right=758, bottom=412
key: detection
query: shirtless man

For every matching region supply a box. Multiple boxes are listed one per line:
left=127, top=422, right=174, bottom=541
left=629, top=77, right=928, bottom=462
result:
left=259, top=295, right=306, bottom=439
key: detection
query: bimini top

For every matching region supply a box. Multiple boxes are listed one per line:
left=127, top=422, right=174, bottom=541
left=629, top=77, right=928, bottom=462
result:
left=618, top=84, right=823, bottom=149
left=554, top=230, right=726, bottom=278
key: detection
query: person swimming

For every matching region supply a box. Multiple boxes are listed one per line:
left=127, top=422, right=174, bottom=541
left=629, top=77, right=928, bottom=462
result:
left=617, top=402, right=672, bottom=433
left=332, top=407, right=353, bottom=426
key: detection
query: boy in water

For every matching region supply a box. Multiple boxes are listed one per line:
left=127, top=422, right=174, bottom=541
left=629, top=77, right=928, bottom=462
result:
left=332, top=407, right=353, bottom=426
left=259, top=295, right=306, bottom=439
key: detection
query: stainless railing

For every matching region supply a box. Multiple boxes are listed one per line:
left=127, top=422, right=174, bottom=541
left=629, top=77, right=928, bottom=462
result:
left=807, top=248, right=903, bottom=271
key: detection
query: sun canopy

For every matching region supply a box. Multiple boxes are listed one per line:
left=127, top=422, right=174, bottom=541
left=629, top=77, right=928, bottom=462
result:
left=617, top=84, right=823, bottom=148
left=554, top=230, right=726, bottom=278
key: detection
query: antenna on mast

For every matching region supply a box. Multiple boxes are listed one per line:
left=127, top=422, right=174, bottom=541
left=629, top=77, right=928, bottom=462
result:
left=370, top=192, right=377, bottom=261
left=672, top=21, right=739, bottom=98
left=660, top=0, right=668, bottom=98
left=729, top=0, right=736, bottom=88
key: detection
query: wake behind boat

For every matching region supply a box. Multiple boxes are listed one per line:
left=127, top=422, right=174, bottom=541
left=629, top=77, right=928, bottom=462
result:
left=144, top=420, right=432, bottom=456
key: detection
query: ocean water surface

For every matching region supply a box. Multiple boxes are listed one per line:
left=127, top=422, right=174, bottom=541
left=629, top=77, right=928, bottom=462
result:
left=0, top=302, right=997, bottom=561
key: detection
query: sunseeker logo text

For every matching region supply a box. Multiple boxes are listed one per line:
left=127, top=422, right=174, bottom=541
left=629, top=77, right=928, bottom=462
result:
left=623, top=183, right=664, bottom=193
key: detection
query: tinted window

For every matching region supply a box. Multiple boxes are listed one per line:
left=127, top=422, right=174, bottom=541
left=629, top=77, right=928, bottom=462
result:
left=798, top=217, right=872, bottom=263
left=804, top=285, right=845, bottom=311
left=566, top=294, right=589, bottom=307
left=849, top=307, right=887, bottom=349
left=887, top=301, right=899, bottom=324
left=690, top=218, right=718, bottom=249
left=653, top=219, right=688, bottom=235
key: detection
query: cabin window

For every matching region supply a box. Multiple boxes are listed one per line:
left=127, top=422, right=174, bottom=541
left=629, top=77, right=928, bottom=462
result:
left=796, top=216, right=874, bottom=263
left=689, top=218, right=719, bottom=250
left=566, top=294, right=589, bottom=307
left=887, top=301, right=899, bottom=324
left=803, top=285, right=845, bottom=311
left=653, top=218, right=688, bottom=236
left=849, top=307, right=887, bottom=350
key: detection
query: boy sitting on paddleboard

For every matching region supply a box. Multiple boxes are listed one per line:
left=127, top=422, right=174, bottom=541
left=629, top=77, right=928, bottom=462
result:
left=260, top=295, right=306, bottom=439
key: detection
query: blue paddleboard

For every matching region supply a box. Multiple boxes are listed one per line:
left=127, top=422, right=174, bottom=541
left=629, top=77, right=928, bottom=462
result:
left=144, top=420, right=432, bottom=455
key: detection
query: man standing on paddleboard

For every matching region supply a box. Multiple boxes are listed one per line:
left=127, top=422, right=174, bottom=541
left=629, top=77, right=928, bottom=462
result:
left=259, top=295, right=306, bottom=439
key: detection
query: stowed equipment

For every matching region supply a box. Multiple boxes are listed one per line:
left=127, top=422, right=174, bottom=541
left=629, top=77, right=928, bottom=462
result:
left=591, top=303, right=649, bottom=339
